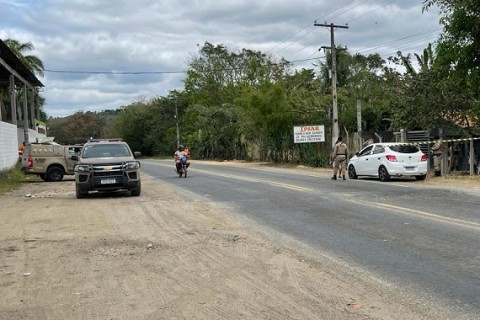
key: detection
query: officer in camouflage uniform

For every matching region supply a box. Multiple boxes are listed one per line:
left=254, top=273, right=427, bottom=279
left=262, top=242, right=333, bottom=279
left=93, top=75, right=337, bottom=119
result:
left=431, top=136, right=443, bottom=176
left=332, top=137, right=348, bottom=180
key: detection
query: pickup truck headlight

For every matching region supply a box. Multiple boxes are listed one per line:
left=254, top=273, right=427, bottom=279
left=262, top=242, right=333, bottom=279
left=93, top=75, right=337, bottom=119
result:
left=123, top=161, right=140, bottom=170
left=74, top=164, right=92, bottom=172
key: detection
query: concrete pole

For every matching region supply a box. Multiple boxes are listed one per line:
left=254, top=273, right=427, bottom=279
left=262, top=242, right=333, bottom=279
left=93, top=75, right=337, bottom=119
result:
left=23, top=84, right=29, bottom=144
left=314, top=22, right=348, bottom=148
left=30, top=88, right=35, bottom=129
left=10, top=74, right=17, bottom=125
left=469, top=139, right=475, bottom=175
left=331, top=29, right=339, bottom=147
left=175, top=104, right=180, bottom=148
left=356, top=98, right=362, bottom=148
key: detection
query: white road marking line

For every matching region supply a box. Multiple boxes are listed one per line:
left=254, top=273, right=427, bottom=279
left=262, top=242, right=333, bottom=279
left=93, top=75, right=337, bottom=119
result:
left=143, top=160, right=312, bottom=192
left=356, top=199, right=480, bottom=231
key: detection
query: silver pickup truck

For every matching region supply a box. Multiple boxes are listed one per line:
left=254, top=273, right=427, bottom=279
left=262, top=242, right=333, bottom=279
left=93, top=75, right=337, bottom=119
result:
left=71, top=139, right=142, bottom=198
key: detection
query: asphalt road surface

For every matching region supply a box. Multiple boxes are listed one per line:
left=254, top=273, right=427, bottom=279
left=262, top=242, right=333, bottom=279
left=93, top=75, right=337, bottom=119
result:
left=142, top=159, right=480, bottom=319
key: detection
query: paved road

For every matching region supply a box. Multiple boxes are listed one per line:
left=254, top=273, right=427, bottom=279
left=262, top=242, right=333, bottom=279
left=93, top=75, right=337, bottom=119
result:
left=142, top=159, right=480, bottom=319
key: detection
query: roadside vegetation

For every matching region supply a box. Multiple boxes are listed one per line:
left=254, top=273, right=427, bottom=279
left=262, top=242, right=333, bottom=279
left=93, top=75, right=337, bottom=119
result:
left=0, top=166, right=27, bottom=194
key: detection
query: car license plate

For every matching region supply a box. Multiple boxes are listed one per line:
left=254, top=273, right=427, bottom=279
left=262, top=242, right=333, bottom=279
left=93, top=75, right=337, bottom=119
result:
left=404, top=166, right=415, bottom=171
left=101, top=179, right=116, bottom=184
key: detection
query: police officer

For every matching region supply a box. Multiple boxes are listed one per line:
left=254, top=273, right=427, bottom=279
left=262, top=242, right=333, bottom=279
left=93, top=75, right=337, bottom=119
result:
left=332, top=137, right=348, bottom=180
left=431, top=136, right=443, bottom=176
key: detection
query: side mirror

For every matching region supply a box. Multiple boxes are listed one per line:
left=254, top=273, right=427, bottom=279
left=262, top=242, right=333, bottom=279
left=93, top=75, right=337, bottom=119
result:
left=134, top=151, right=142, bottom=158
left=71, top=155, right=79, bottom=161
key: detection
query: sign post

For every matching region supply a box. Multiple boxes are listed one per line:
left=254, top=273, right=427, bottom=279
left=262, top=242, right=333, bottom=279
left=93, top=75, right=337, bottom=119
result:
left=293, top=125, right=325, bottom=144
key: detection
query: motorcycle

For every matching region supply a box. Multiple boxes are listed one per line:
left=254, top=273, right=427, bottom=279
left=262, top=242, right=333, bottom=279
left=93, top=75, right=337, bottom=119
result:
left=177, top=155, right=188, bottom=178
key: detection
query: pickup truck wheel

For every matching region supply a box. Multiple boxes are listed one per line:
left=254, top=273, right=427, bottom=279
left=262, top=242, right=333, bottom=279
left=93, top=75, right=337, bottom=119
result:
left=46, top=166, right=64, bottom=182
left=39, top=174, right=48, bottom=181
left=76, top=184, right=88, bottom=198
left=131, top=183, right=141, bottom=197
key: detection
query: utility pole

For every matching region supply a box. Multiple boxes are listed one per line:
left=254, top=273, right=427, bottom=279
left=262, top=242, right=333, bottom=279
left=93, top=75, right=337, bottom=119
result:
left=175, top=99, right=180, bottom=148
left=356, top=98, right=362, bottom=148
left=314, top=22, right=348, bottom=147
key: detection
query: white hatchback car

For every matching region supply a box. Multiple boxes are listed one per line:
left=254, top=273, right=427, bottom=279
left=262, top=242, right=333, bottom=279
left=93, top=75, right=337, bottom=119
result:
left=348, top=143, right=428, bottom=181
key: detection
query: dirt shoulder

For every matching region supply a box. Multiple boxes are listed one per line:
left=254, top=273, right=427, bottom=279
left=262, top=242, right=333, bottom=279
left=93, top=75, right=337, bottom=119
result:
left=0, top=166, right=472, bottom=320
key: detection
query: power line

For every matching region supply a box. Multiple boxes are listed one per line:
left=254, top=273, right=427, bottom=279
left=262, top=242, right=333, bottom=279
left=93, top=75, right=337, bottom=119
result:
left=290, top=56, right=324, bottom=64
left=325, top=0, right=369, bottom=21
left=347, top=0, right=397, bottom=24
left=44, top=69, right=187, bottom=75
left=270, top=0, right=361, bottom=55
left=354, top=27, right=441, bottom=54
left=280, top=1, right=369, bottom=64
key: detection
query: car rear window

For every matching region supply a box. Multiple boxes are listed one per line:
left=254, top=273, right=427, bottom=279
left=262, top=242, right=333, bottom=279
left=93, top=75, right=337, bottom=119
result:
left=388, top=145, right=420, bottom=153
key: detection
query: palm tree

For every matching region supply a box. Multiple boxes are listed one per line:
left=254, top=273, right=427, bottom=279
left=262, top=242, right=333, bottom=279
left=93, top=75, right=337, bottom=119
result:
left=394, top=43, right=436, bottom=75
left=414, top=43, right=435, bottom=73
left=4, top=39, right=44, bottom=76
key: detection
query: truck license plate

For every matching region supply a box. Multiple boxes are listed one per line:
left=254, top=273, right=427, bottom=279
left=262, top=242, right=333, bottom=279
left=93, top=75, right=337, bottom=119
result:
left=101, top=179, right=116, bottom=184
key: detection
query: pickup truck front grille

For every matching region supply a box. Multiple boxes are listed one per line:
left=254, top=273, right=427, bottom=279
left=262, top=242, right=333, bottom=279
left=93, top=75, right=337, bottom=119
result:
left=92, top=164, right=123, bottom=171
left=90, top=164, right=125, bottom=187
left=92, top=164, right=123, bottom=175
left=94, top=171, right=122, bottom=177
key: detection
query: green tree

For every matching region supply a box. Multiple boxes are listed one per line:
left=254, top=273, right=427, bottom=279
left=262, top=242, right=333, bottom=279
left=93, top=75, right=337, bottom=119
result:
left=391, top=43, right=435, bottom=75
left=319, top=50, right=394, bottom=135
left=110, top=94, right=183, bottom=156
left=391, top=68, right=475, bottom=131
left=423, top=0, right=480, bottom=91
left=236, top=82, right=293, bottom=162
left=48, top=111, right=106, bottom=144
left=183, top=42, right=293, bottom=161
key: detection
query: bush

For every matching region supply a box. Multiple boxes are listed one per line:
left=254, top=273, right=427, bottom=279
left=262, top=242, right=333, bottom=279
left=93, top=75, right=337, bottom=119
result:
left=0, top=165, right=25, bottom=194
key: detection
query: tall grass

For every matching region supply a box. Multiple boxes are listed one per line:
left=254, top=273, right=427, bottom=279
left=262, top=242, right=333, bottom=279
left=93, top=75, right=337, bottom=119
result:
left=0, top=165, right=26, bottom=194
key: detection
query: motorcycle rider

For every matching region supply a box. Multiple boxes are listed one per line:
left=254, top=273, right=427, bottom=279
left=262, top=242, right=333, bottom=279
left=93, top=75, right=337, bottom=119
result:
left=174, top=145, right=190, bottom=172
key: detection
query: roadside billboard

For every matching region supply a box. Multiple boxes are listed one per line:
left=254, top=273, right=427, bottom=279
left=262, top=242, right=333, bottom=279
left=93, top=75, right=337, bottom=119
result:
left=293, top=125, right=325, bottom=143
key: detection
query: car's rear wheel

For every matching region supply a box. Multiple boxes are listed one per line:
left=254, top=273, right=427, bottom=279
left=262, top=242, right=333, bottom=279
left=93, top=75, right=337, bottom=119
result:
left=378, top=166, right=391, bottom=182
left=39, top=174, right=48, bottom=181
left=415, top=174, right=426, bottom=181
left=348, top=164, right=358, bottom=179
left=46, top=166, right=64, bottom=182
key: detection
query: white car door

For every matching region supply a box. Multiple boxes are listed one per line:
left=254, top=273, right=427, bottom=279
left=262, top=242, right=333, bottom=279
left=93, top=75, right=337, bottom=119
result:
left=354, top=145, right=374, bottom=175
left=368, top=144, right=386, bottom=175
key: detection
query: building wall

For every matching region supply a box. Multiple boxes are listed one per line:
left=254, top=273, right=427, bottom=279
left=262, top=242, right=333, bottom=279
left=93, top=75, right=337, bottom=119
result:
left=17, top=127, right=45, bottom=145
left=0, top=123, right=47, bottom=172
left=0, top=121, right=19, bottom=171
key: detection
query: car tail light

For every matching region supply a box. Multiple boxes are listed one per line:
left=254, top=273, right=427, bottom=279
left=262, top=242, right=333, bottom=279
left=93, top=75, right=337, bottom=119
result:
left=28, top=157, right=33, bottom=167
left=421, top=154, right=428, bottom=161
left=385, top=154, right=397, bottom=162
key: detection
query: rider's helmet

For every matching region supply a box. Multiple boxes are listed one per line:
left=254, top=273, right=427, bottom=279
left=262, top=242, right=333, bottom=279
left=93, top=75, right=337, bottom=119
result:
left=178, top=145, right=184, bottom=151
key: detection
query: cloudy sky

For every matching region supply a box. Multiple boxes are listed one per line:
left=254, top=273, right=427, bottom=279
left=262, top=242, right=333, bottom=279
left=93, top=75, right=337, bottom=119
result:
left=1, top=0, right=441, bottom=117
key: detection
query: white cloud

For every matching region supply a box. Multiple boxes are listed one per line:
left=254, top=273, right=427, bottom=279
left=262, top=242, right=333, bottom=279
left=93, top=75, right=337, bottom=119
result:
left=0, top=0, right=441, bottom=117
